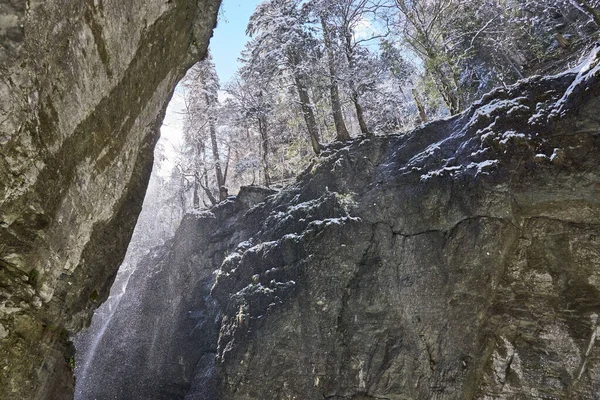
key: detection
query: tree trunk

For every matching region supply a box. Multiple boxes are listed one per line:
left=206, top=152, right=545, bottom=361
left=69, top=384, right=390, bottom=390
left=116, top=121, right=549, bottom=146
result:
left=258, top=115, right=271, bottom=186
left=343, top=32, right=371, bottom=136
left=199, top=178, right=218, bottom=206
left=219, top=186, right=229, bottom=201
left=208, top=114, right=227, bottom=201
left=199, top=140, right=217, bottom=206
left=179, top=173, right=187, bottom=213
left=321, top=14, right=351, bottom=142
left=351, top=91, right=370, bottom=135
left=294, top=74, right=322, bottom=155
left=201, top=168, right=217, bottom=206
left=412, top=89, right=428, bottom=123
left=223, top=145, right=230, bottom=185
left=193, top=174, right=200, bottom=209
left=396, top=3, right=464, bottom=116
left=427, top=56, right=462, bottom=115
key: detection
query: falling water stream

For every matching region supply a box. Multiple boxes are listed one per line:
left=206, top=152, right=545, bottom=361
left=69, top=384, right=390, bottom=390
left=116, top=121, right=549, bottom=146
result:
left=72, top=90, right=187, bottom=399
left=73, top=263, right=136, bottom=398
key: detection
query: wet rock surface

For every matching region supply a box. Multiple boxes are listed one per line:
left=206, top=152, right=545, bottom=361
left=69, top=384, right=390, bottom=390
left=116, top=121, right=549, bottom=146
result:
left=213, top=52, right=600, bottom=399
left=75, top=200, right=240, bottom=399
left=75, top=186, right=277, bottom=400
left=81, top=50, right=600, bottom=399
left=0, top=0, right=220, bottom=398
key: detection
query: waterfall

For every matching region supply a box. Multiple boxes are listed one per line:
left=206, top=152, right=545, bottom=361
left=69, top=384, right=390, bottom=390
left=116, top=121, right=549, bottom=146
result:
left=73, top=263, right=136, bottom=399
left=72, top=89, right=186, bottom=399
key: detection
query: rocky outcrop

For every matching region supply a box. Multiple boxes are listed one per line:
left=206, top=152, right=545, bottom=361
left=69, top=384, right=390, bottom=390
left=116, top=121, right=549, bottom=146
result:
left=0, top=0, right=220, bottom=398
left=76, top=49, right=600, bottom=399
left=210, top=49, right=600, bottom=399
left=74, top=186, right=277, bottom=400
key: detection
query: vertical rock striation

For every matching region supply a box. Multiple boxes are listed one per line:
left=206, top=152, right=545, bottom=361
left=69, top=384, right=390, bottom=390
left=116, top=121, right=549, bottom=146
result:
left=0, top=0, right=221, bottom=398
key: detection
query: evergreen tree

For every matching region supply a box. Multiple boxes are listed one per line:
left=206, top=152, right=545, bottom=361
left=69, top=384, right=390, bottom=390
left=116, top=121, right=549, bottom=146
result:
left=246, top=0, right=324, bottom=154
left=181, top=56, right=230, bottom=205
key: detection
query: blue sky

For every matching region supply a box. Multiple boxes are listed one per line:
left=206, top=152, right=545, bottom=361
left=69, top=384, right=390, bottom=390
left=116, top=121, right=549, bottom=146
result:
left=211, top=0, right=265, bottom=84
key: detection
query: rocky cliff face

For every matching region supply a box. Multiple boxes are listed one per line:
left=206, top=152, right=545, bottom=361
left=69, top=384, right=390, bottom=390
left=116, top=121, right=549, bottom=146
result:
left=210, top=51, right=600, bottom=399
left=77, top=49, right=600, bottom=399
left=74, top=187, right=277, bottom=400
left=0, top=0, right=220, bottom=398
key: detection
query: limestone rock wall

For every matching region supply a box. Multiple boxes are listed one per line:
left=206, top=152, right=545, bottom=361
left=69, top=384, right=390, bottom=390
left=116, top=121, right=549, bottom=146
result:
left=73, top=186, right=277, bottom=400
left=65, top=49, right=600, bottom=399
left=78, top=49, right=600, bottom=399
left=0, top=1, right=220, bottom=398
left=207, top=50, right=600, bottom=399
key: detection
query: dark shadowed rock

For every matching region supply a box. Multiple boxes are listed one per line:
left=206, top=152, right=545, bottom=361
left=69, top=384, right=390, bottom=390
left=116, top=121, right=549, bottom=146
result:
left=203, top=49, right=598, bottom=399
left=80, top=48, right=600, bottom=399
left=73, top=187, right=278, bottom=399
left=0, top=1, right=221, bottom=398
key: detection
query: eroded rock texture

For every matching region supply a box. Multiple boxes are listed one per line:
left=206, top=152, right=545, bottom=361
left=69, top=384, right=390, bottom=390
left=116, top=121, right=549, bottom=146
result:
left=79, top=50, right=600, bottom=399
left=210, top=51, right=600, bottom=399
left=0, top=0, right=220, bottom=398
left=74, top=186, right=278, bottom=400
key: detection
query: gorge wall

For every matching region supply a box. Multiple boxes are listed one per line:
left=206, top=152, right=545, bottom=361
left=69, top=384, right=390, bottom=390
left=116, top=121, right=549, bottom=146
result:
left=0, top=0, right=221, bottom=399
left=211, top=56, right=600, bottom=399
left=77, top=49, right=600, bottom=399
left=1, top=0, right=599, bottom=397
